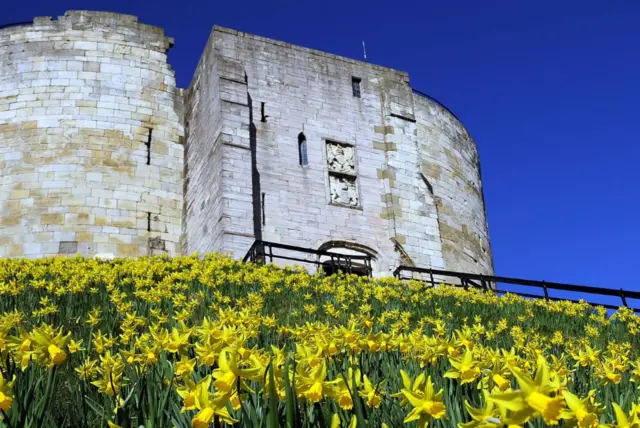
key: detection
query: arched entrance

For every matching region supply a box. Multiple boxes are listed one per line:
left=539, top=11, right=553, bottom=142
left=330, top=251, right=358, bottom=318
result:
left=317, top=241, right=377, bottom=277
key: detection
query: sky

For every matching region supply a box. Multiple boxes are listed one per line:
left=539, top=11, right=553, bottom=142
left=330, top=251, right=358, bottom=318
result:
left=3, top=1, right=640, bottom=295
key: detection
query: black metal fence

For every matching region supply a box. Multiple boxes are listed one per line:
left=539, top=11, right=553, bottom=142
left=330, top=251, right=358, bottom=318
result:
left=394, top=266, right=640, bottom=313
left=243, top=240, right=373, bottom=277
left=243, top=240, right=640, bottom=313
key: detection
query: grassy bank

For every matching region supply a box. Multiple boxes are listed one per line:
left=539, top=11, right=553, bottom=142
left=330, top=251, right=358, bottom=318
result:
left=0, top=255, right=638, bottom=427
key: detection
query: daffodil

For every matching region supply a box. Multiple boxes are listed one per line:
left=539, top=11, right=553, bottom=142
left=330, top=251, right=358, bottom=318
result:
left=296, top=359, right=333, bottom=403
left=175, top=357, right=197, bottom=379
left=0, top=372, right=15, bottom=412
left=607, top=403, right=640, bottom=428
left=489, top=356, right=565, bottom=425
left=212, top=347, right=262, bottom=393
left=75, top=358, right=99, bottom=381
left=191, top=375, right=237, bottom=427
left=573, top=345, right=600, bottom=368
left=400, top=375, right=447, bottom=427
left=331, top=413, right=341, bottom=428
left=177, top=377, right=211, bottom=413
left=561, top=391, right=601, bottom=428
left=86, top=309, right=101, bottom=327
left=327, top=368, right=360, bottom=409
left=68, top=339, right=85, bottom=354
left=6, top=329, right=33, bottom=370
left=165, top=326, right=192, bottom=354
left=445, top=351, right=481, bottom=384
left=91, top=352, right=124, bottom=397
left=359, top=374, right=384, bottom=408
left=459, top=390, right=501, bottom=427
left=392, top=370, right=426, bottom=407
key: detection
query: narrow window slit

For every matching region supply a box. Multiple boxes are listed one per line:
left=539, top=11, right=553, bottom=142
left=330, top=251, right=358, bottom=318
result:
left=420, top=173, right=434, bottom=195
left=261, top=192, right=266, bottom=226
left=145, top=128, right=152, bottom=165
left=352, top=77, right=361, bottom=98
left=298, top=132, right=308, bottom=166
left=147, top=212, right=151, bottom=232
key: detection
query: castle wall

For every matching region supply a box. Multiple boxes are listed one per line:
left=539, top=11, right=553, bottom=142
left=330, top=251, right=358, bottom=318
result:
left=0, top=11, right=184, bottom=258
left=186, top=27, right=481, bottom=274
left=183, top=34, right=224, bottom=255
left=415, top=95, right=493, bottom=274
left=184, top=30, right=256, bottom=258
left=0, top=10, right=492, bottom=274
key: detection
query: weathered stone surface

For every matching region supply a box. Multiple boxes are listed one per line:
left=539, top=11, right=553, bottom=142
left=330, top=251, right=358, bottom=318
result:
left=0, top=12, right=492, bottom=275
left=414, top=95, right=493, bottom=274
left=0, top=11, right=184, bottom=258
left=184, top=26, right=493, bottom=275
left=327, top=142, right=356, bottom=175
left=58, top=241, right=77, bottom=254
left=329, top=175, right=359, bottom=208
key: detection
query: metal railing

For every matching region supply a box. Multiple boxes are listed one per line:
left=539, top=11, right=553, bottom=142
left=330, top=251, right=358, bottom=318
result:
left=394, top=266, right=640, bottom=313
left=242, top=240, right=640, bottom=313
left=243, top=240, right=373, bottom=277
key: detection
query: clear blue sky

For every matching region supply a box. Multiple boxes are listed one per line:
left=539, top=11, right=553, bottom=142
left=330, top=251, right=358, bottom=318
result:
left=4, top=1, right=640, bottom=290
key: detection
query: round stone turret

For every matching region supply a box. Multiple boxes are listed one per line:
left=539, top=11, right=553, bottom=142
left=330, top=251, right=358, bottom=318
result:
left=0, top=11, right=184, bottom=258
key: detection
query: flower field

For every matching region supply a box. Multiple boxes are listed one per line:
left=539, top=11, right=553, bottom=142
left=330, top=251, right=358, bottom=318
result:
left=0, top=255, right=639, bottom=427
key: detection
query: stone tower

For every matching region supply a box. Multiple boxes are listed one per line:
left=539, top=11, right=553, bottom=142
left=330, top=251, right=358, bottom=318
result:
left=184, top=27, right=493, bottom=275
left=0, top=11, right=492, bottom=275
left=0, top=11, right=184, bottom=258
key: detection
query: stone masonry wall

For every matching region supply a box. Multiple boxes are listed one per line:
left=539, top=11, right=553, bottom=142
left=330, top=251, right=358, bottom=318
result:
left=415, top=95, right=493, bottom=274
left=0, top=11, right=491, bottom=273
left=185, top=27, right=485, bottom=274
left=184, top=28, right=256, bottom=259
left=0, top=11, right=184, bottom=258
left=183, top=33, right=224, bottom=255
left=185, top=27, right=492, bottom=274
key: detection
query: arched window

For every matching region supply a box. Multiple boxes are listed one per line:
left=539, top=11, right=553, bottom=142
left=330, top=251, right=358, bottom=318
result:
left=298, top=132, right=308, bottom=166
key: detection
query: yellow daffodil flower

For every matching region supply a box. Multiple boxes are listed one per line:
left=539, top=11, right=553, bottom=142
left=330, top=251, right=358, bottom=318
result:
left=445, top=351, right=481, bottom=384
left=0, top=372, right=15, bottom=412
left=489, top=356, right=565, bottom=425
left=212, top=347, right=262, bottom=393
left=400, top=375, right=447, bottom=427
left=360, top=374, right=384, bottom=408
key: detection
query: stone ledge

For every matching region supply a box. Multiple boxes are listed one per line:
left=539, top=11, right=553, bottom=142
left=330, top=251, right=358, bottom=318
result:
left=212, top=25, right=410, bottom=80
left=0, top=10, right=174, bottom=52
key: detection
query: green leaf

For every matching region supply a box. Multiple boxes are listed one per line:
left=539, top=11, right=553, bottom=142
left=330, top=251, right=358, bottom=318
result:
left=283, top=356, right=296, bottom=428
left=268, top=360, right=279, bottom=428
left=351, top=365, right=366, bottom=428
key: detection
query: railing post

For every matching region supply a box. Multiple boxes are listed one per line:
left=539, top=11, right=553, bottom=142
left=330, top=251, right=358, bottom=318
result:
left=429, top=270, right=435, bottom=287
left=256, top=241, right=267, bottom=265
left=542, top=281, right=549, bottom=300
left=620, top=288, right=629, bottom=307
